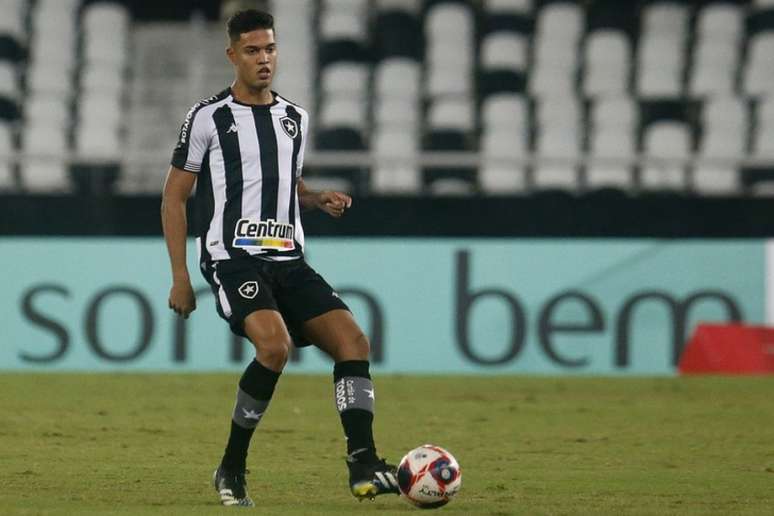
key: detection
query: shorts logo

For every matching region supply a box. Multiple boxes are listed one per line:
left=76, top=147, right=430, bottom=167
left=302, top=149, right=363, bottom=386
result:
left=280, top=116, right=299, bottom=139
left=238, top=281, right=259, bottom=299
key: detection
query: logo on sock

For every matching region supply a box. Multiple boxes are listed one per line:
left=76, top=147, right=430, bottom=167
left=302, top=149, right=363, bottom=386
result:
left=242, top=408, right=264, bottom=420
left=238, top=281, right=259, bottom=299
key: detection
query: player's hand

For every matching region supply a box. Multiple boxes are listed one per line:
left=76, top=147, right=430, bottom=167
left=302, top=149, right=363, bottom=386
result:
left=169, top=280, right=196, bottom=319
left=317, top=191, right=352, bottom=218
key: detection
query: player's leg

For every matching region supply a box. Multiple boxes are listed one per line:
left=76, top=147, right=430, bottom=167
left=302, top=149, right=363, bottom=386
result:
left=207, top=260, right=290, bottom=506
left=302, top=310, right=400, bottom=499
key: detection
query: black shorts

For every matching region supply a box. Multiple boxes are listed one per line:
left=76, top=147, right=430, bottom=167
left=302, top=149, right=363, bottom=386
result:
left=201, top=256, right=349, bottom=345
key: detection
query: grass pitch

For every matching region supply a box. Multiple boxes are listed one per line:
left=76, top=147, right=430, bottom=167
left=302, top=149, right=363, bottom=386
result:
left=1, top=374, right=773, bottom=515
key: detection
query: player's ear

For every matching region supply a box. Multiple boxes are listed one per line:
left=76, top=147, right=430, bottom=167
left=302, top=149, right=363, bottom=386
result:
left=226, top=44, right=237, bottom=65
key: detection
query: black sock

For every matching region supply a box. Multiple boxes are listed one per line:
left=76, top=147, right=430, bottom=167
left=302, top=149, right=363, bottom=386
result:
left=221, top=359, right=281, bottom=472
left=333, top=360, right=378, bottom=464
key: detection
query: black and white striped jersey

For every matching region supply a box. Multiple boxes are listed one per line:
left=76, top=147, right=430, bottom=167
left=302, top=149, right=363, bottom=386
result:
left=171, top=88, right=309, bottom=263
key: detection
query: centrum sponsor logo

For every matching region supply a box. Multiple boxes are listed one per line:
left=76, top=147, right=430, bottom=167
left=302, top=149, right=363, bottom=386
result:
left=233, top=218, right=295, bottom=250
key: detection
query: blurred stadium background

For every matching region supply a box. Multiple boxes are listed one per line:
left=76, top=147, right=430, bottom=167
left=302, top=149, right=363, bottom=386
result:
left=3, top=1, right=774, bottom=514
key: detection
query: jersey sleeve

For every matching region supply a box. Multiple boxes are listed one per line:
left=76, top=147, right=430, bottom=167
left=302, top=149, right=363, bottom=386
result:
left=171, top=105, right=210, bottom=173
left=296, top=111, right=309, bottom=178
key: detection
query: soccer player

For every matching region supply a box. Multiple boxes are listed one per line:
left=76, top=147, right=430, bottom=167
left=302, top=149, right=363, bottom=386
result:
left=160, top=9, right=398, bottom=507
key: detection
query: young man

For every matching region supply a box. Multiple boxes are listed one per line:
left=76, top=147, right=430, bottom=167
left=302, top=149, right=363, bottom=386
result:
left=161, top=9, right=398, bottom=507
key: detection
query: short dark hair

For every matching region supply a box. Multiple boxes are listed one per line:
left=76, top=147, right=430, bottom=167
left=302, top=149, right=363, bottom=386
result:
left=227, top=9, right=274, bottom=43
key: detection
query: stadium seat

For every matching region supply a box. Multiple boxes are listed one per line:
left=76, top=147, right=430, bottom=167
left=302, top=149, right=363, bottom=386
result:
left=0, top=61, right=17, bottom=99
left=536, top=97, right=580, bottom=133
left=482, top=93, right=528, bottom=132
left=323, top=0, right=369, bottom=14
left=426, top=3, right=474, bottom=40
left=484, top=0, right=532, bottom=14
left=24, top=96, right=70, bottom=129
left=319, top=96, right=368, bottom=130
left=80, top=65, right=125, bottom=95
left=371, top=127, right=420, bottom=193
left=319, top=10, right=368, bottom=43
left=427, top=98, right=475, bottom=133
left=0, top=122, right=15, bottom=190
left=587, top=129, right=636, bottom=191
left=534, top=126, right=580, bottom=191
left=375, top=0, right=421, bottom=15
left=427, top=178, right=476, bottom=196
left=76, top=121, right=121, bottom=161
left=641, top=121, right=691, bottom=191
left=689, top=39, right=738, bottom=96
left=374, top=97, right=420, bottom=129
left=21, top=124, right=70, bottom=192
left=0, top=0, right=26, bottom=42
left=78, top=94, right=123, bottom=128
left=591, top=97, right=638, bottom=131
left=536, top=2, right=583, bottom=42
left=320, top=63, right=369, bottom=98
left=583, top=30, right=630, bottom=97
left=637, top=38, right=684, bottom=98
left=692, top=166, right=740, bottom=195
left=427, top=66, right=473, bottom=98
left=480, top=129, right=527, bottom=194
left=374, top=58, right=421, bottom=99
left=480, top=32, right=528, bottom=71
left=743, top=33, right=774, bottom=96
left=697, top=3, right=742, bottom=39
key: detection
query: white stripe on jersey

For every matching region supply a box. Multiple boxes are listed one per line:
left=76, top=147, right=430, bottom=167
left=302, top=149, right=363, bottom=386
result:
left=234, top=109, right=263, bottom=227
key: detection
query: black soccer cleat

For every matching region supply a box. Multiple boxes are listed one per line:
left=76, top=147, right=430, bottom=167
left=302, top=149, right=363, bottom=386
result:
left=347, top=458, right=400, bottom=500
left=212, top=465, right=255, bottom=507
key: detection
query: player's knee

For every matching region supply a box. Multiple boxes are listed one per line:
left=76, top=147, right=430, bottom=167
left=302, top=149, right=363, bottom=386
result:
left=257, top=336, right=290, bottom=370
left=350, top=331, right=370, bottom=360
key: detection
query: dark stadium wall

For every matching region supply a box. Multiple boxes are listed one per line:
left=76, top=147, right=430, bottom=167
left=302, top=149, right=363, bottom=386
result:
left=1, top=195, right=774, bottom=237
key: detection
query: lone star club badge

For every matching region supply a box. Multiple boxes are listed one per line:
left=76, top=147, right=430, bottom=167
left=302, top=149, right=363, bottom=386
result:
left=238, top=281, right=259, bottom=299
left=279, top=116, right=298, bottom=139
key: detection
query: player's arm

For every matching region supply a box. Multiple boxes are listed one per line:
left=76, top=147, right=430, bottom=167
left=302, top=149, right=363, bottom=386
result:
left=161, top=166, right=197, bottom=318
left=297, top=177, right=352, bottom=218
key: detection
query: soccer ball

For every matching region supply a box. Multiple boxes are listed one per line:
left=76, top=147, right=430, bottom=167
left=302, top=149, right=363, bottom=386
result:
left=397, top=444, right=462, bottom=509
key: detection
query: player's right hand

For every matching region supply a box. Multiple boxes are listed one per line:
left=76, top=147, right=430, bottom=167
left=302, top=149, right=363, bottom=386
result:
left=169, top=281, right=196, bottom=319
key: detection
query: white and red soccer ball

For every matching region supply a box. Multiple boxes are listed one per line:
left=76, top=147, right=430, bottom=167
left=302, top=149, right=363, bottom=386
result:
left=397, top=444, right=462, bottom=509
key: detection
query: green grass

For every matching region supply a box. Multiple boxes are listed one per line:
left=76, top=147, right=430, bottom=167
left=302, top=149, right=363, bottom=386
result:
left=1, top=374, right=773, bottom=515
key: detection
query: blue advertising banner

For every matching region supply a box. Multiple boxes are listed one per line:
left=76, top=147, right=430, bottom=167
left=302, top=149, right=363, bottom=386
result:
left=0, top=238, right=764, bottom=375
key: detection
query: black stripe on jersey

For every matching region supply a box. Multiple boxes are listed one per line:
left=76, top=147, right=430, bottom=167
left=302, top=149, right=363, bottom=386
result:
left=195, top=150, right=213, bottom=264
left=252, top=107, right=280, bottom=221
left=213, top=105, right=248, bottom=259
left=171, top=88, right=229, bottom=171
left=285, top=105, right=303, bottom=249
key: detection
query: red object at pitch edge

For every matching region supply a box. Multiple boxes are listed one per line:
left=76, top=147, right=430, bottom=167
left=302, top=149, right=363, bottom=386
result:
left=678, top=323, right=774, bottom=375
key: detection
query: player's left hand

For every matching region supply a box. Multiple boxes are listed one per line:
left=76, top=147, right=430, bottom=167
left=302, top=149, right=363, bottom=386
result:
left=318, top=191, right=352, bottom=218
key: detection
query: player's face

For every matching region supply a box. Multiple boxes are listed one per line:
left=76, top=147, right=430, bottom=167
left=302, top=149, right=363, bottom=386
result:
left=228, top=29, right=277, bottom=91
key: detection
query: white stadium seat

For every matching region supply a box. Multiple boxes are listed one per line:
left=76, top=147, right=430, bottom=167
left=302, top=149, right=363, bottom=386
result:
left=480, top=129, right=527, bottom=194
left=25, top=96, right=70, bottom=128
left=0, top=123, right=15, bottom=190
left=426, top=3, right=474, bottom=39
left=0, top=0, right=26, bottom=40
left=587, top=129, right=636, bottom=191
left=591, top=97, right=638, bottom=131
left=371, top=127, right=420, bottom=193
left=426, top=66, right=473, bottom=98
left=319, top=10, right=367, bottom=42
left=21, top=124, right=70, bottom=192
left=482, top=94, right=528, bottom=132
left=0, top=61, right=17, bottom=99
left=697, top=3, right=742, bottom=40
left=485, top=0, right=532, bottom=14
left=692, top=166, right=740, bottom=195
left=375, top=0, right=421, bottom=14
left=743, top=34, right=774, bottom=96
left=641, top=122, right=691, bottom=190
left=427, top=98, right=475, bottom=132
left=320, top=63, right=369, bottom=98
left=583, top=30, right=630, bottom=97
left=536, top=3, right=583, bottom=43
left=319, top=96, right=368, bottom=130
left=374, top=98, right=420, bottom=129
left=374, top=58, right=421, bottom=99
left=481, top=33, right=528, bottom=71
